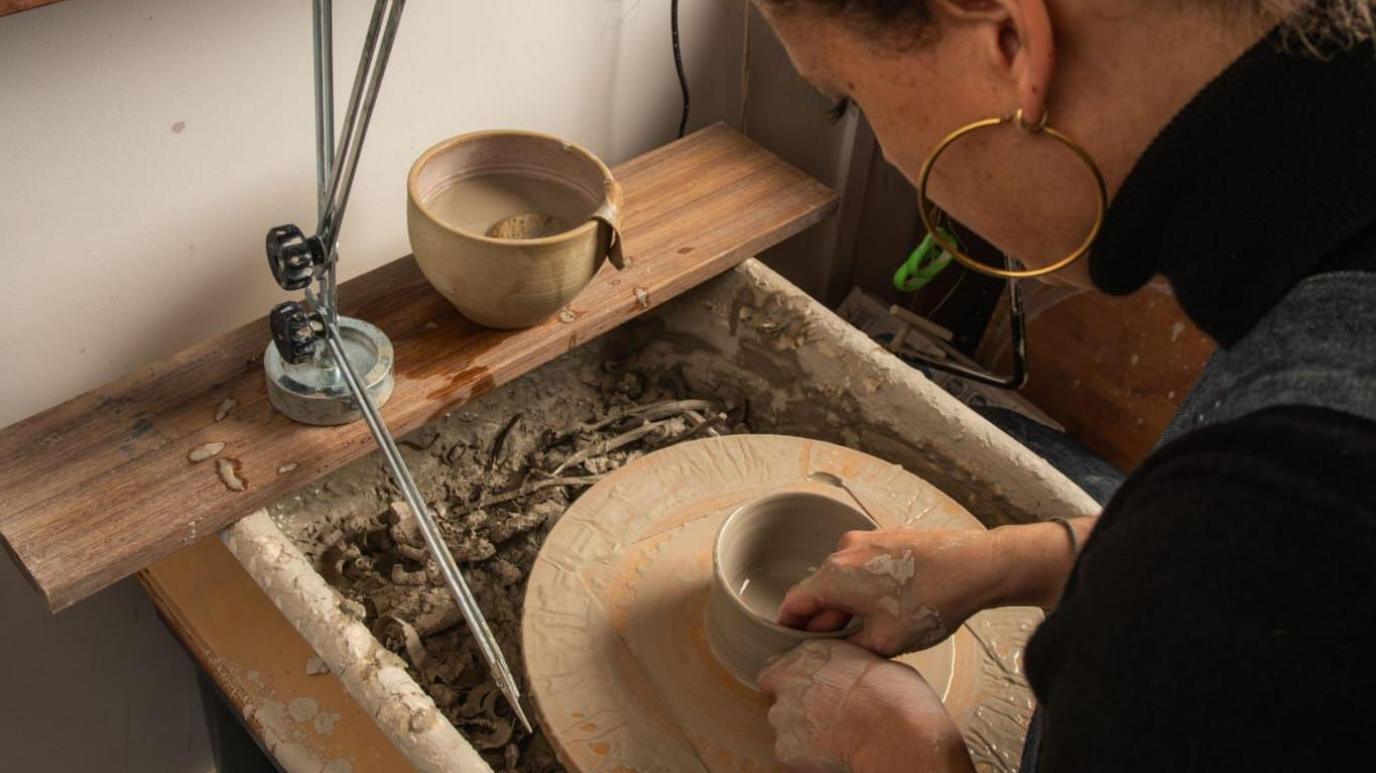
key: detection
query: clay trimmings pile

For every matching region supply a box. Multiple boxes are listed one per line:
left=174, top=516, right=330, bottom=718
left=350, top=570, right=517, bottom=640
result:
left=279, top=362, right=750, bottom=772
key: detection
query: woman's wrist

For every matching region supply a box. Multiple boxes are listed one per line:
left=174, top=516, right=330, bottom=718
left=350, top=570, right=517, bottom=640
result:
left=986, top=516, right=1096, bottom=610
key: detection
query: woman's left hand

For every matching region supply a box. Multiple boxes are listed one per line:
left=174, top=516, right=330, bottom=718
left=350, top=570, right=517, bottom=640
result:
left=758, top=639, right=975, bottom=773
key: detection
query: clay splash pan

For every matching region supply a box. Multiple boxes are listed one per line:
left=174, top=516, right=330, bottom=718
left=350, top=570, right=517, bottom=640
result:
left=526, top=434, right=1041, bottom=771
left=241, top=259, right=1097, bottom=772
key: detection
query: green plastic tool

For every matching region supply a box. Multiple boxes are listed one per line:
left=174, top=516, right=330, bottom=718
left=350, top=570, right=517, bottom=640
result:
left=893, top=227, right=957, bottom=292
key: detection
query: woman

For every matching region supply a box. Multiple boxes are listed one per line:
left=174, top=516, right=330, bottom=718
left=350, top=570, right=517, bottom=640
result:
left=752, top=1, right=1376, bottom=771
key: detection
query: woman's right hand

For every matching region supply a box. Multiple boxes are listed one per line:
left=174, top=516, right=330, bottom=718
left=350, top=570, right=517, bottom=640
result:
left=778, top=527, right=1000, bottom=655
left=778, top=519, right=1093, bottom=656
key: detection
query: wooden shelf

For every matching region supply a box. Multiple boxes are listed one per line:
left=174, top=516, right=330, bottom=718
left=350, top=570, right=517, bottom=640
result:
left=0, top=124, right=838, bottom=611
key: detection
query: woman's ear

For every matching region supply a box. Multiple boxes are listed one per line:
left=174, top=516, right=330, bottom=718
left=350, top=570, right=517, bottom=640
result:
left=1005, top=0, right=1055, bottom=124
left=930, top=0, right=1056, bottom=121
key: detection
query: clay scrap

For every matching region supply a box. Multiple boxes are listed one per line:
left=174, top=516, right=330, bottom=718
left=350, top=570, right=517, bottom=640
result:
left=214, top=396, right=237, bottom=422
left=188, top=441, right=226, bottom=463
left=273, top=358, right=749, bottom=772
left=217, top=458, right=247, bottom=492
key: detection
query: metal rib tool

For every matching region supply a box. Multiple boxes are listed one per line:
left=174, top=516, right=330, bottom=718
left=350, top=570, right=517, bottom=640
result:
left=304, top=287, right=533, bottom=733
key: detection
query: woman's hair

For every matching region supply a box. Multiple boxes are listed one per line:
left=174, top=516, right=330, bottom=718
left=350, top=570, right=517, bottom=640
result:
left=762, top=1, right=1376, bottom=53
left=1273, top=0, right=1376, bottom=50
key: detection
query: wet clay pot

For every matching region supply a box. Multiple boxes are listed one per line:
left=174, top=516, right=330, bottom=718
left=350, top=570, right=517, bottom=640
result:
left=707, top=490, right=878, bottom=688
left=407, top=130, right=626, bottom=329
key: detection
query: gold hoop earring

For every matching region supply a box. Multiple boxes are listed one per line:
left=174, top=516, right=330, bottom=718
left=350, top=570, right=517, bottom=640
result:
left=916, top=109, right=1108, bottom=280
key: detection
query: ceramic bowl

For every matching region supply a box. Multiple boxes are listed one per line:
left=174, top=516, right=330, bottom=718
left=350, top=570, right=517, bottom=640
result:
left=406, top=130, right=625, bottom=329
left=707, top=490, right=878, bottom=689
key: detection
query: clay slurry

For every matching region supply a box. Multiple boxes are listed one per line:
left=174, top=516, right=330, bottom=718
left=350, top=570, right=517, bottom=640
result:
left=426, top=172, right=596, bottom=238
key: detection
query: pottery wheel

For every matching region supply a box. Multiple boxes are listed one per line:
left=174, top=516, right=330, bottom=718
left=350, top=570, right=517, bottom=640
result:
left=523, top=435, right=1040, bottom=772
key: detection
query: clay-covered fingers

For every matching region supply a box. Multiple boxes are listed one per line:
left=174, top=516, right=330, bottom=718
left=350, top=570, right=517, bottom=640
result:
left=758, top=638, right=832, bottom=697
left=776, top=552, right=887, bottom=631
left=836, top=529, right=869, bottom=550
left=776, top=580, right=853, bottom=632
left=756, top=648, right=793, bottom=699
left=779, top=527, right=992, bottom=656
left=760, top=640, right=975, bottom=773
left=779, top=529, right=873, bottom=632
left=757, top=646, right=788, bottom=697
left=759, top=641, right=904, bottom=771
left=803, top=608, right=852, bottom=632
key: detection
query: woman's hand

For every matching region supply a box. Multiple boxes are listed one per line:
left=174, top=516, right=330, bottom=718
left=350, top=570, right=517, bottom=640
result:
left=779, top=519, right=1095, bottom=655
left=777, top=527, right=999, bottom=654
left=758, top=639, right=975, bottom=773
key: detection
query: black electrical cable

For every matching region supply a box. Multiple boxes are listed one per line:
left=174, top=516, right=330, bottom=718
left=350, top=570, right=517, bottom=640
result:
left=671, top=0, right=690, bottom=138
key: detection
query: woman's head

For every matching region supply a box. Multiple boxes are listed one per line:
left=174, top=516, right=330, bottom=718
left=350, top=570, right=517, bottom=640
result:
left=754, top=0, right=1375, bottom=285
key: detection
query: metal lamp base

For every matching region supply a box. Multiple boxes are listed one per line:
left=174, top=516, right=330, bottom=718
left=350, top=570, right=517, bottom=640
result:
left=265, top=316, right=394, bottom=425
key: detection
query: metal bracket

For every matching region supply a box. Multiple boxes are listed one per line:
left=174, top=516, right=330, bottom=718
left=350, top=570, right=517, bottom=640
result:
left=268, top=300, right=323, bottom=363
left=264, top=0, right=405, bottom=427
left=266, top=226, right=327, bottom=292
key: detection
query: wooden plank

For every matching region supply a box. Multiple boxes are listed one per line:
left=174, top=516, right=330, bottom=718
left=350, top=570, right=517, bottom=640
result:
left=139, top=538, right=414, bottom=772
left=0, top=124, right=838, bottom=610
left=0, top=0, right=64, bottom=18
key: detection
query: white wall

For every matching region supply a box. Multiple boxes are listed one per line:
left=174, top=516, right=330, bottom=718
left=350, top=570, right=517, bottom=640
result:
left=0, top=0, right=748, bottom=428
left=0, top=1, right=749, bottom=769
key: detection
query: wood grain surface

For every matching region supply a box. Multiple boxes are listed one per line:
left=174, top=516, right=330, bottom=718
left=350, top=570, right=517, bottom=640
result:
left=139, top=537, right=414, bottom=772
left=0, top=124, right=838, bottom=611
left=977, top=282, right=1214, bottom=470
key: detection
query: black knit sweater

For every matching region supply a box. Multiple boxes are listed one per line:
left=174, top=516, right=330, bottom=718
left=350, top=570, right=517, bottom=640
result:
left=1023, top=28, right=1376, bottom=772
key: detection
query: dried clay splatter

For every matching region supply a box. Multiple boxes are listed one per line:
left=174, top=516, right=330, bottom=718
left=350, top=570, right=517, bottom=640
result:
left=314, top=711, right=341, bottom=735
left=287, top=696, right=319, bottom=723
left=214, top=397, right=237, bottom=422
left=278, top=462, right=300, bottom=475
left=216, top=458, right=247, bottom=492
left=187, top=441, right=226, bottom=463
left=864, top=551, right=915, bottom=583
